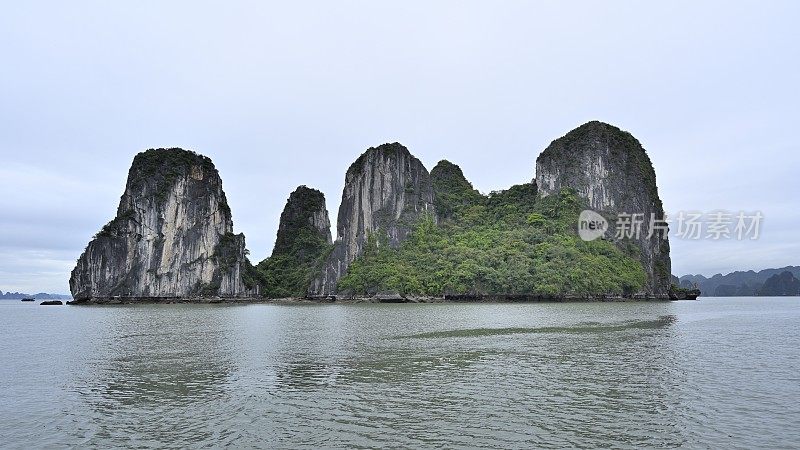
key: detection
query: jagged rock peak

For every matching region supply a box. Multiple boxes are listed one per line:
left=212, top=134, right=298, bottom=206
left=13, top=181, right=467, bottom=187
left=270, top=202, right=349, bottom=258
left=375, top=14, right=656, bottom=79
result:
left=430, top=160, right=473, bottom=189
left=536, top=121, right=659, bottom=208
left=535, top=121, right=671, bottom=296
left=337, top=143, right=436, bottom=243
left=346, top=142, right=414, bottom=174
left=70, top=148, right=256, bottom=301
left=272, top=185, right=332, bottom=258
left=255, top=185, right=333, bottom=298
left=430, top=160, right=482, bottom=220
left=310, top=142, right=436, bottom=296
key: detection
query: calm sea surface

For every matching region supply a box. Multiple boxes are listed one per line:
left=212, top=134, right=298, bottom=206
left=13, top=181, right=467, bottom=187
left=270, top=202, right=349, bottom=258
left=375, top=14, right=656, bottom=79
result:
left=1, top=297, right=798, bottom=449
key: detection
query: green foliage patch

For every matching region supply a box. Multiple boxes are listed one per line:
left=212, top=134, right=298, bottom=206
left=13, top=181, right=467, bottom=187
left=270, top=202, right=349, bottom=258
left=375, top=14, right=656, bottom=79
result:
left=337, top=185, right=646, bottom=297
left=255, top=187, right=334, bottom=298
left=257, top=230, right=333, bottom=298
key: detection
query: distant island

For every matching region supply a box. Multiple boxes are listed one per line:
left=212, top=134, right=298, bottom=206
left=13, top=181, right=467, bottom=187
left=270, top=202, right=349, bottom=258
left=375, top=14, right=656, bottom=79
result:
left=679, top=266, right=800, bottom=297
left=69, top=121, right=675, bottom=304
left=0, top=290, right=72, bottom=300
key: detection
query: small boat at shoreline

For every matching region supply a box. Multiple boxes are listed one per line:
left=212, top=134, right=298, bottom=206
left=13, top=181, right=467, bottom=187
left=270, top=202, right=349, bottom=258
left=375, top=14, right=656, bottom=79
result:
left=683, top=290, right=700, bottom=300
left=669, top=286, right=701, bottom=300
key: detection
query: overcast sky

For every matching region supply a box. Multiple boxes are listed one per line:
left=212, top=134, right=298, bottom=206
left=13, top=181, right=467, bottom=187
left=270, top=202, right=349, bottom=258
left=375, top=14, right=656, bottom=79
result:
left=1, top=1, right=798, bottom=294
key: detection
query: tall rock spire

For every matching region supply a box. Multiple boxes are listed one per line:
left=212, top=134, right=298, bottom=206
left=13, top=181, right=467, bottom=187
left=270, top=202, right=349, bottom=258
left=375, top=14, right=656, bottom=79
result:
left=70, top=148, right=256, bottom=301
left=309, top=143, right=436, bottom=296
left=535, top=121, right=671, bottom=296
left=271, top=185, right=332, bottom=258
left=257, top=185, right=332, bottom=298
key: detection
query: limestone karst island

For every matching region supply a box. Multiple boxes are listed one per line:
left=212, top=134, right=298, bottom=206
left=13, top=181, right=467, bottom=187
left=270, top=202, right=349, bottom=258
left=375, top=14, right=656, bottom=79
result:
left=68, top=121, right=678, bottom=304
left=6, top=3, right=799, bottom=449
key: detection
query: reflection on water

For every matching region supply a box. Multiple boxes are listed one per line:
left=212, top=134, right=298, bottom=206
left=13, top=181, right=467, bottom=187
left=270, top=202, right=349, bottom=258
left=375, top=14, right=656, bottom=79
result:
left=97, top=337, right=230, bottom=407
left=273, top=362, right=342, bottom=389
left=401, top=315, right=677, bottom=339
left=343, top=349, right=494, bottom=384
left=1, top=299, right=799, bottom=448
left=73, top=307, right=236, bottom=447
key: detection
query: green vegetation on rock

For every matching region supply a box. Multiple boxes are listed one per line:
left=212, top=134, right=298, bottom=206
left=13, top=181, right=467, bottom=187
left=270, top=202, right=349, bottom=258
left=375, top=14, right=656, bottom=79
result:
left=93, top=209, right=135, bottom=239
left=194, top=232, right=261, bottom=295
left=257, top=232, right=333, bottom=298
left=430, top=160, right=483, bottom=220
left=256, top=186, right=333, bottom=298
left=128, top=148, right=231, bottom=215
left=337, top=165, right=646, bottom=297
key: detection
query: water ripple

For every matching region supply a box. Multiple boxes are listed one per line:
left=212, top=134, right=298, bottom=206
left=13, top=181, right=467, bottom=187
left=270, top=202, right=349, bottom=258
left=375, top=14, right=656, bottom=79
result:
left=1, top=299, right=798, bottom=448
left=398, top=315, right=677, bottom=339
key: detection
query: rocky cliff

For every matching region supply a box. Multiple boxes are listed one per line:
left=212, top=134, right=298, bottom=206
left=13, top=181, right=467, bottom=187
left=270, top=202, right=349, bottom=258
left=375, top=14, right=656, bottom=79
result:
left=535, top=121, right=671, bottom=296
left=309, top=143, right=436, bottom=296
left=70, top=148, right=256, bottom=301
left=257, top=186, right=333, bottom=297
left=272, top=186, right=332, bottom=257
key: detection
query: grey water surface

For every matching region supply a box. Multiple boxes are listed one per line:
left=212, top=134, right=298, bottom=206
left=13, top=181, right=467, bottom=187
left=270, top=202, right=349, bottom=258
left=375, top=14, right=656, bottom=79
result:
left=1, top=297, right=798, bottom=449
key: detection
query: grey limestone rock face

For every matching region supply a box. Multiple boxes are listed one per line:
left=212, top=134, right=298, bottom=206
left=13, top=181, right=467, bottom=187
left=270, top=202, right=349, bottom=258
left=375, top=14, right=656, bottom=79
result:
left=309, top=143, right=436, bottom=296
left=70, top=148, right=255, bottom=301
left=535, top=121, right=672, bottom=296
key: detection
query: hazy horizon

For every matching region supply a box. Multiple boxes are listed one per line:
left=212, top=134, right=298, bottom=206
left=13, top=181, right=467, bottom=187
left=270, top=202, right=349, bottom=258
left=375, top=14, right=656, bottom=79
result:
left=2, top=1, right=798, bottom=293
